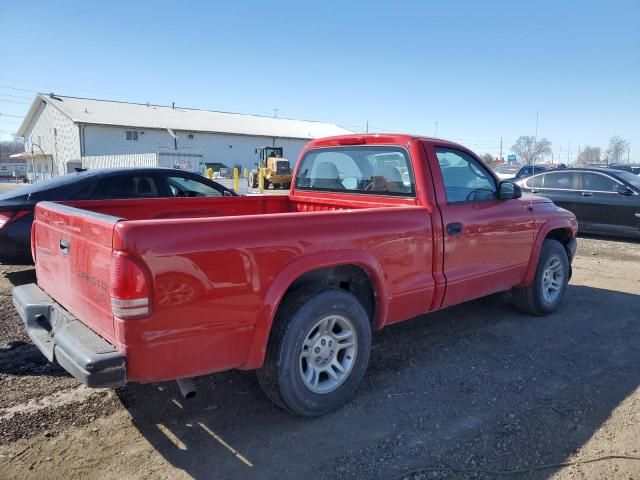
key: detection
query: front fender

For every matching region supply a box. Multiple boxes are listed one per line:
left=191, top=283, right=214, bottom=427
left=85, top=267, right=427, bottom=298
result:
left=239, top=250, right=387, bottom=370
left=518, top=217, right=577, bottom=287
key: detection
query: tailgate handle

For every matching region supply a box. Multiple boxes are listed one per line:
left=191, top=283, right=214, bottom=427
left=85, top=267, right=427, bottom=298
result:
left=59, top=238, right=70, bottom=255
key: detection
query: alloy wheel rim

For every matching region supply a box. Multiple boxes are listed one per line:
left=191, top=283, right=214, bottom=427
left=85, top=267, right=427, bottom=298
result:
left=299, top=314, right=357, bottom=394
left=541, top=255, right=564, bottom=304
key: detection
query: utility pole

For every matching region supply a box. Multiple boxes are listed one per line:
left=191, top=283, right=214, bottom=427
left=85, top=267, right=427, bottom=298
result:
left=499, top=137, right=503, bottom=162
left=434, top=122, right=438, bottom=138
left=535, top=111, right=539, bottom=141
left=273, top=108, right=278, bottom=118
left=568, top=140, right=570, bottom=164
left=628, top=145, right=631, bottom=162
left=366, top=121, right=369, bottom=133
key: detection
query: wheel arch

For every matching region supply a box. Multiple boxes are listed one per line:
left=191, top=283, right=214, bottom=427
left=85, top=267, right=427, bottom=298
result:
left=518, top=221, right=575, bottom=287
left=240, top=251, right=386, bottom=370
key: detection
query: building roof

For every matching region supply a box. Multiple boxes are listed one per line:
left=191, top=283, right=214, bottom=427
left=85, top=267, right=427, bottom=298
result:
left=18, top=94, right=352, bottom=140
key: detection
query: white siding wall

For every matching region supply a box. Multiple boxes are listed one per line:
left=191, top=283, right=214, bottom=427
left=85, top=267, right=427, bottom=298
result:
left=82, top=125, right=309, bottom=171
left=23, top=101, right=80, bottom=177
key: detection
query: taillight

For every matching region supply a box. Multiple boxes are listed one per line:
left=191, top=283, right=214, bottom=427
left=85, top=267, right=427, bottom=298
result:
left=0, top=210, right=30, bottom=229
left=110, top=252, right=151, bottom=319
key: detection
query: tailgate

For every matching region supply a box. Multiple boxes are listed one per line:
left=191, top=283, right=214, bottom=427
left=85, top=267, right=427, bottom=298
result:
left=34, top=202, right=122, bottom=343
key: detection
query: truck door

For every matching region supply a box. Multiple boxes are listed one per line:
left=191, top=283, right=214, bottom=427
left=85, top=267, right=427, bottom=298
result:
left=428, top=146, right=534, bottom=307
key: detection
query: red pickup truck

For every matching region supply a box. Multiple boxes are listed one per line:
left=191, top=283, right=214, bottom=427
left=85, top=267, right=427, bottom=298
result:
left=13, top=134, right=577, bottom=416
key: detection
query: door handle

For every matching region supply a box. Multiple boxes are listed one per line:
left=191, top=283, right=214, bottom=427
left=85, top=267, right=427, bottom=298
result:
left=581, top=192, right=593, bottom=197
left=446, top=222, right=463, bottom=235
left=59, top=238, right=70, bottom=255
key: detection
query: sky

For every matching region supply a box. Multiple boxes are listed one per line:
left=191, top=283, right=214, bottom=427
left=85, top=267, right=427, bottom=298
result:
left=0, top=0, right=638, bottom=162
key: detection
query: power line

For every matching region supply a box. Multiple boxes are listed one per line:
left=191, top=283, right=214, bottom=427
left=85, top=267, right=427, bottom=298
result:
left=0, top=84, right=38, bottom=93
left=0, top=112, right=25, bottom=118
left=0, top=93, right=32, bottom=100
left=0, top=99, right=30, bottom=105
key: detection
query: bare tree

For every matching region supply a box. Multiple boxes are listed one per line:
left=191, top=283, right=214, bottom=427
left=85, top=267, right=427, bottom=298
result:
left=511, top=136, right=552, bottom=165
left=0, top=137, right=25, bottom=162
left=607, top=136, right=629, bottom=164
left=481, top=153, right=496, bottom=166
left=576, top=146, right=601, bottom=166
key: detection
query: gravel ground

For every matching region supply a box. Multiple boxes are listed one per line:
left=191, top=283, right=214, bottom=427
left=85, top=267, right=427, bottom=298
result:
left=0, top=236, right=639, bottom=479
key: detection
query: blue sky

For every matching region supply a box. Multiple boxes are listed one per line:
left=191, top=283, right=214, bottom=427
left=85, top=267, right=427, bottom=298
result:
left=1, top=0, right=638, bottom=161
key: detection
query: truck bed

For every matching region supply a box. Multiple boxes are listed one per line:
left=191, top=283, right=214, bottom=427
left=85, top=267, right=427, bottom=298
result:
left=60, top=193, right=417, bottom=221
left=32, top=194, right=434, bottom=382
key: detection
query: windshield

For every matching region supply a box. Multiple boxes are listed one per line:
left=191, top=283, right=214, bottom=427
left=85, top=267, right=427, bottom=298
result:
left=295, top=146, right=415, bottom=197
left=613, top=170, right=640, bottom=190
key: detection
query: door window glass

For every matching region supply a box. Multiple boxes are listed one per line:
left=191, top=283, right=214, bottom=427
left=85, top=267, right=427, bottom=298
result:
left=580, top=173, right=619, bottom=192
left=166, top=176, right=222, bottom=197
left=435, top=148, right=496, bottom=203
left=541, top=172, right=577, bottom=189
left=526, top=175, right=544, bottom=188
left=89, top=176, right=160, bottom=199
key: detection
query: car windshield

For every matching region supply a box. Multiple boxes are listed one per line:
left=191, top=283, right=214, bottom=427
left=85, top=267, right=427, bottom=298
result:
left=613, top=170, right=640, bottom=189
left=295, top=146, right=415, bottom=196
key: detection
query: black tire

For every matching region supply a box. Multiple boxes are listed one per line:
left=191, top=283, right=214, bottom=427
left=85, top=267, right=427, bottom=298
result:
left=249, top=172, right=258, bottom=189
left=256, top=288, right=372, bottom=417
left=512, top=239, right=569, bottom=316
left=273, top=183, right=281, bottom=189
left=263, top=179, right=271, bottom=190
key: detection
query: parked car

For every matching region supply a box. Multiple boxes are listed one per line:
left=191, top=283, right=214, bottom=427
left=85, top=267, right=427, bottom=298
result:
left=517, top=168, right=640, bottom=238
left=513, top=165, right=550, bottom=180
left=608, top=164, right=640, bottom=175
left=14, top=134, right=577, bottom=417
left=0, top=168, right=236, bottom=262
left=493, top=165, right=519, bottom=180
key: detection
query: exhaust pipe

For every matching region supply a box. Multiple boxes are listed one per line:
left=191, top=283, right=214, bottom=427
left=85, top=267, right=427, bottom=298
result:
left=176, top=378, right=197, bottom=399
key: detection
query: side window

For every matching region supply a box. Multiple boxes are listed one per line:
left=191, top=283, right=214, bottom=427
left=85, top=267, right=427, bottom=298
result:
left=541, top=172, right=577, bottom=189
left=580, top=173, right=619, bottom=192
left=89, top=176, right=160, bottom=199
left=435, top=148, right=496, bottom=203
left=526, top=175, right=544, bottom=188
left=166, top=176, right=222, bottom=197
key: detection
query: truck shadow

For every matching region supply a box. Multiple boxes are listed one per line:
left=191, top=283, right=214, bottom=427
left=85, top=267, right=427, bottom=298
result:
left=117, top=284, right=640, bottom=479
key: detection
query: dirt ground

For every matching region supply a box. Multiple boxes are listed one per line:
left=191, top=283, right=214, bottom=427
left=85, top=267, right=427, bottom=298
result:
left=0, top=236, right=639, bottom=480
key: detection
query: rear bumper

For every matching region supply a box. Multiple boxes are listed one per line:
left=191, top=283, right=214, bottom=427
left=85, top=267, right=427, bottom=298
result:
left=12, top=283, right=126, bottom=387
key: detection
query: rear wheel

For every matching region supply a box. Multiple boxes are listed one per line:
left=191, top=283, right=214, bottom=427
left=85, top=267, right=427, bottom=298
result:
left=263, top=179, right=271, bottom=190
left=512, top=239, right=569, bottom=315
left=257, top=288, right=372, bottom=417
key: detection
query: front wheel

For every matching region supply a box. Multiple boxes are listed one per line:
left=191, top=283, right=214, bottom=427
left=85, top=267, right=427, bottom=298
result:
left=257, top=288, right=372, bottom=417
left=512, top=239, right=569, bottom=316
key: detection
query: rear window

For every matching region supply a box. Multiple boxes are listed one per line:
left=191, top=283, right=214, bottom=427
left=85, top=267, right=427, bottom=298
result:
left=295, top=146, right=415, bottom=197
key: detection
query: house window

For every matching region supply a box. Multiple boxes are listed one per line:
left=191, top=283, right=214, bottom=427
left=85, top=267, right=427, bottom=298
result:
left=126, top=130, right=139, bottom=141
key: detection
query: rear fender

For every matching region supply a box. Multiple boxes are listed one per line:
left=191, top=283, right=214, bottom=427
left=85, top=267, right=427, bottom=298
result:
left=518, top=220, right=575, bottom=287
left=240, top=250, right=386, bottom=370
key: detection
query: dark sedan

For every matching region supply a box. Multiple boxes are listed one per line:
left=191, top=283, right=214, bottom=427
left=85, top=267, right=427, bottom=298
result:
left=517, top=168, right=640, bottom=238
left=0, top=168, right=236, bottom=262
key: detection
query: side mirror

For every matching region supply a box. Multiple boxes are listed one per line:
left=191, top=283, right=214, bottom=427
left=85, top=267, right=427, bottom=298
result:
left=616, top=185, right=634, bottom=196
left=498, top=181, right=522, bottom=200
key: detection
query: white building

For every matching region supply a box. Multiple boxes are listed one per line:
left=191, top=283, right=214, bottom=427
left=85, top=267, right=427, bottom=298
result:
left=15, top=94, right=351, bottom=182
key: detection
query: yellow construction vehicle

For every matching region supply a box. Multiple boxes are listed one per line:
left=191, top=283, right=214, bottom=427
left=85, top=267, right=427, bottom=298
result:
left=249, top=147, right=293, bottom=189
